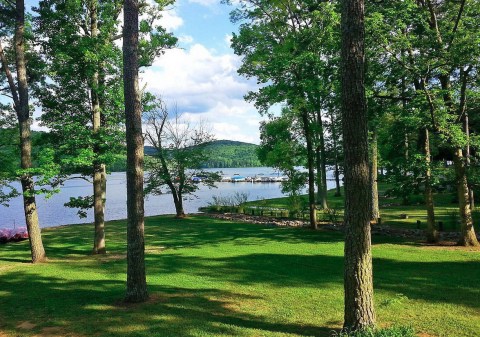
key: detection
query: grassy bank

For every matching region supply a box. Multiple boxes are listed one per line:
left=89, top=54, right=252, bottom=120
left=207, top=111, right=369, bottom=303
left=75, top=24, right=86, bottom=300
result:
left=241, top=185, right=480, bottom=233
left=0, top=215, right=479, bottom=336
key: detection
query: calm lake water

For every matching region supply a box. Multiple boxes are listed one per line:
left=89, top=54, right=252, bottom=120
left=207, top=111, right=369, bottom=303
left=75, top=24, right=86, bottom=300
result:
left=0, top=167, right=338, bottom=228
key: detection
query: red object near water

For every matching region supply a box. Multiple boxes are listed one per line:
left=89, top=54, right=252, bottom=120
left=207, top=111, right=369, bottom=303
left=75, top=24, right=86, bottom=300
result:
left=0, top=227, right=28, bottom=243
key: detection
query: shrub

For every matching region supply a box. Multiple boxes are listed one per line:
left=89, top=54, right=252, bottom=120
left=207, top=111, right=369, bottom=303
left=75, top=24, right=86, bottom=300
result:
left=332, top=326, right=415, bottom=337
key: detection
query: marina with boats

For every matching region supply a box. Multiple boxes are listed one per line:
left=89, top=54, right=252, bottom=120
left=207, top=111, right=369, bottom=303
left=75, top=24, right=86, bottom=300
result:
left=191, top=173, right=289, bottom=183
left=221, top=173, right=288, bottom=182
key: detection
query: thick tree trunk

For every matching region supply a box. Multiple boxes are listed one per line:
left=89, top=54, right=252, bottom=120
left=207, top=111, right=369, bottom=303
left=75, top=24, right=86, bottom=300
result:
left=93, top=163, right=106, bottom=253
left=15, top=0, right=46, bottom=263
left=340, top=0, right=375, bottom=330
left=301, top=111, right=317, bottom=229
left=370, top=129, right=379, bottom=222
left=123, top=0, right=148, bottom=302
left=424, top=129, right=438, bottom=243
left=89, top=0, right=106, bottom=254
left=453, top=148, right=480, bottom=247
left=174, top=197, right=186, bottom=218
left=171, top=188, right=186, bottom=218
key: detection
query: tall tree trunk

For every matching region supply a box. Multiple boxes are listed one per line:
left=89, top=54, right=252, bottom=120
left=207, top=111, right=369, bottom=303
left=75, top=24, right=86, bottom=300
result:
left=401, top=77, right=410, bottom=206
left=89, top=0, right=106, bottom=255
left=401, top=131, right=410, bottom=205
left=315, top=146, right=326, bottom=208
left=15, top=0, right=46, bottom=263
left=453, top=148, right=480, bottom=247
left=301, top=110, right=317, bottom=229
left=123, top=0, right=148, bottom=302
left=340, top=0, right=375, bottom=330
left=331, top=112, right=342, bottom=197
left=370, top=129, right=379, bottom=222
left=319, top=113, right=328, bottom=209
left=424, top=128, right=438, bottom=243
left=464, top=108, right=474, bottom=211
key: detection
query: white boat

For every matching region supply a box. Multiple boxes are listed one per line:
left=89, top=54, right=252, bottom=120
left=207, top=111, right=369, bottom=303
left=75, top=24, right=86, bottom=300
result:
left=231, top=174, right=246, bottom=182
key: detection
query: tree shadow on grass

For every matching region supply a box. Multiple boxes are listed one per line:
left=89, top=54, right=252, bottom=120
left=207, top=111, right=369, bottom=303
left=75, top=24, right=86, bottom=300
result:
left=143, top=216, right=344, bottom=249
left=52, top=247, right=480, bottom=312
left=144, top=252, right=480, bottom=310
left=0, top=271, right=336, bottom=337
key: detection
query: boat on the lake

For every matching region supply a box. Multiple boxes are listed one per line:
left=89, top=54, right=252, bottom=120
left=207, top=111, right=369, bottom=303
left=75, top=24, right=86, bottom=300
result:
left=231, top=174, right=246, bottom=182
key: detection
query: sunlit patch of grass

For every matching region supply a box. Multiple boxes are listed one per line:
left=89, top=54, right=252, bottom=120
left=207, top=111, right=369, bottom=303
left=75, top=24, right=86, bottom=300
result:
left=0, top=215, right=479, bottom=336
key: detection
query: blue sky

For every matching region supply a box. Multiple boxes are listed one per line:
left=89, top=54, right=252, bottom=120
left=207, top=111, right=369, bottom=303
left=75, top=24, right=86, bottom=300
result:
left=24, top=0, right=263, bottom=144
left=143, top=0, right=263, bottom=144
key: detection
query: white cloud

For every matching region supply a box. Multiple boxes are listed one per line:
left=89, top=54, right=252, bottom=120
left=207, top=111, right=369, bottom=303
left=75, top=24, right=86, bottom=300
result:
left=188, top=0, right=218, bottom=7
left=159, top=9, right=184, bottom=32
left=224, top=34, right=233, bottom=47
left=178, top=34, right=194, bottom=45
left=141, top=43, right=263, bottom=144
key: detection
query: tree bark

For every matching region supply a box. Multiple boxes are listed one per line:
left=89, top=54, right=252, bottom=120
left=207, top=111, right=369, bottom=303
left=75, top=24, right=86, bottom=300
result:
left=319, top=112, right=328, bottom=209
left=370, top=129, right=379, bottom=222
left=453, top=148, right=480, bottom=247
left=315, top=146, right=327, bottom=209
left=301, top=110, right=317, bottom=229
left=15, top=0, right=47, bottom=263
left=89, top=0, right=106, bottom=255
left=331, top=112, right=342, bottom=197
left=340, top=0, right=375, bottom=330
left=173, top=192, right=186, bottom=218
left=423, top=128, right=438, bottom=243
left=123, top=0, right=148, bottom=302
left=464, top=100, right=474, bottom=210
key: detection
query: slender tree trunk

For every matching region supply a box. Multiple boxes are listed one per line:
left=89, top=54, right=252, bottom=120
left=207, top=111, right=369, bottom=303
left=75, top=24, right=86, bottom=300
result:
left=301, top=110, right=317, bottom=229
left=331, top=113, right=342, bottom=197
left=319, top=114, right=328, bottom=209
left=401, top=77, right=410, bottom=206
left=401, top=131, right=410, bottom=205
left=123, top=0, right=148, bottom=302
left=89, top=0, right=106, bottom=254
left=424, top=128, right=438, bottom=243
left=453, top=148, right=480, bottom=247
left=315, top=146, right=325, bottom=208
left=15, top=0, right=46, bottom=263
left=340, top=0, right=375, bottom=330
left=370, top=129, right=379, bottom=222
left=464, top=111, right=474, bottom=210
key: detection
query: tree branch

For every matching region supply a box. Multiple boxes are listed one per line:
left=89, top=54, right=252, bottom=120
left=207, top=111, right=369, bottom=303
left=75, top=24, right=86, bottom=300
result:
left=0, top=40, right=20, bottom=110
left=447, top=0, right=466, bottom=51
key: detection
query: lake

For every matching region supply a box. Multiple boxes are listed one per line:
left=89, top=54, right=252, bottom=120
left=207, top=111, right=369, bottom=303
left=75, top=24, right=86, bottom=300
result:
left=0, top=167, right=338, bottom=228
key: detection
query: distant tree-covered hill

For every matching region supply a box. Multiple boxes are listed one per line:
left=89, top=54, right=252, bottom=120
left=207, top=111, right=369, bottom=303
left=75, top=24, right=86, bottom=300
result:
left=145, top=140, right=262, bottom=168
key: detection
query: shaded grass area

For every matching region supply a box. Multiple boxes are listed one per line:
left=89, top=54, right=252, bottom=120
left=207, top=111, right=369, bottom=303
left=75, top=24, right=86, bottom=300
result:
left=0, top=216, right=479, bottom=336
left=244, top=184, right=480, bottom=232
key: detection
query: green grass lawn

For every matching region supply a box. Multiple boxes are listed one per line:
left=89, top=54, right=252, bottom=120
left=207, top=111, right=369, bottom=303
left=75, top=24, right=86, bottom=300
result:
left=243, top=185, right=480, bottom=233
left=0, top=216, right=479, bottom=337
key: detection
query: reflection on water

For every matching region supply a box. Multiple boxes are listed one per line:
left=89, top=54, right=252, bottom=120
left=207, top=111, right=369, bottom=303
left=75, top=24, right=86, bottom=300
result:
left=0, top=167, right=337, bottom=228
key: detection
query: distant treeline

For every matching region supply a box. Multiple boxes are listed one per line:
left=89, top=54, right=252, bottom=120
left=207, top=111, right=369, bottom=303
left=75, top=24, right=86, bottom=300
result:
left=201, top=140, right=261, bottom=168
left=145, top=140, right=262, bottom=169
left=1, top=131, right=261, bottom=173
